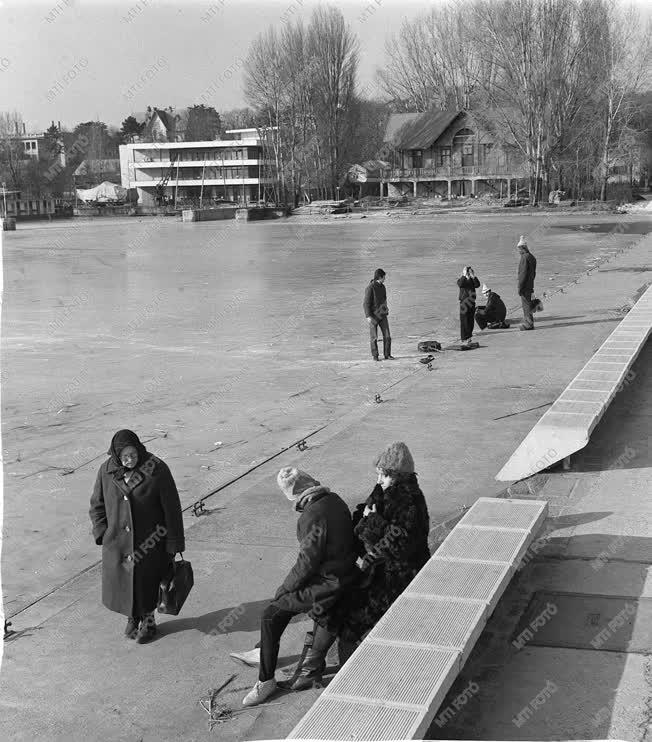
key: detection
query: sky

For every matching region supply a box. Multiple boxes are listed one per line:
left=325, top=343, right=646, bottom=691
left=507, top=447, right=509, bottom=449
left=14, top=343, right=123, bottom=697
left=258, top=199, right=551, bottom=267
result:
left=1, top=0, right=650, bottom=134
left=0, top=0, right=429, bottom=133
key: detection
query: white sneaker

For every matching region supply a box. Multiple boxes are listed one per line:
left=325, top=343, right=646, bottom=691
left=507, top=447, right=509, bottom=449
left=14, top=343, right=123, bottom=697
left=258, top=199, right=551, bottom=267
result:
left=230, top=648, right=260, bottom=666
left=242, top=678, right=277, bottom=707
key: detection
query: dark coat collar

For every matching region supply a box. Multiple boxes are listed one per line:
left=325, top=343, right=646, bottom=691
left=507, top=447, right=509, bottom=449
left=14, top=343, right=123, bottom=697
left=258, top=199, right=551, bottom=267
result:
left=294, top=485, right=331, bottom=512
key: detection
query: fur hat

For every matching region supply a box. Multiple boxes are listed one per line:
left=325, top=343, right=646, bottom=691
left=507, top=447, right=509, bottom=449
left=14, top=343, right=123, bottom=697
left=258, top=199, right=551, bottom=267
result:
left=517, top=235, right=528, bottom=248
left=375, top=441, right=415, bottom=474
left=481, top=283, right=490, bottom=294
left=277, top=467, right=321, bottom=500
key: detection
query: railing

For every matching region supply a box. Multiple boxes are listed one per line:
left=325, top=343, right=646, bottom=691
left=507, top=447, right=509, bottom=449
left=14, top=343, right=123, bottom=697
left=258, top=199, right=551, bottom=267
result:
left=381, top=166, right=526, bottom=180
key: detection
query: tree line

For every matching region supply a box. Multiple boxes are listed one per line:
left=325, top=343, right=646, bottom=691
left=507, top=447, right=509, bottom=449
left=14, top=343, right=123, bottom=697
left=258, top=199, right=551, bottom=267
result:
left=378, top=0, right=651, bottom=202
left=1, top=0, right=649, bottom=205
left=243, top=0, right=650, bottom=204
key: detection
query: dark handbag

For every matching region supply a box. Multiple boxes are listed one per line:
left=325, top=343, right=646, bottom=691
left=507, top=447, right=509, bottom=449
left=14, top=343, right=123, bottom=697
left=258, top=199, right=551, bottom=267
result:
left=157, top=554, right=194, bottom=615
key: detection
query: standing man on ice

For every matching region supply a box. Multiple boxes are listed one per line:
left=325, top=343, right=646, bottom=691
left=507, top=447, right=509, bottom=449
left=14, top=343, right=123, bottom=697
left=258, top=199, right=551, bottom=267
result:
left=364, top=268, right=394, bottom=361
left=516, top=235, right=537, bottom=331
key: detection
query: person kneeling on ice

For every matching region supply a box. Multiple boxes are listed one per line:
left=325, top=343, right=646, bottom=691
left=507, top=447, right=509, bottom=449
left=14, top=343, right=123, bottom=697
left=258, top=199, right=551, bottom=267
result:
left=475, top=284, right=509, bottom=330
left=241, top=467, right=358, bottom=707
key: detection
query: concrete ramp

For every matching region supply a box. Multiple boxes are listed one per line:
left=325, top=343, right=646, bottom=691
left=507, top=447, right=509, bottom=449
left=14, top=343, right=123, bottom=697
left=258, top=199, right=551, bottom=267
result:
left=287, top=497, right=547, bottom=741
left=496, top=284, right=652, bottom=482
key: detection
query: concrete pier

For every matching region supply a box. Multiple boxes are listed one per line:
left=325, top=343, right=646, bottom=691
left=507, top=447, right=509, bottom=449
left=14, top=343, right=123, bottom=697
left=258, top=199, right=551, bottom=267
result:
left=1, top=226, right=650, bottom=741
left=182, top=207, right=237, bottom=222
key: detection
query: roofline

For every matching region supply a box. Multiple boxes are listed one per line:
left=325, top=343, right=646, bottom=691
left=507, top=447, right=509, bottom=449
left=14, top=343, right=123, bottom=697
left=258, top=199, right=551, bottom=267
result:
left=120, top=139, right=262, bottom=149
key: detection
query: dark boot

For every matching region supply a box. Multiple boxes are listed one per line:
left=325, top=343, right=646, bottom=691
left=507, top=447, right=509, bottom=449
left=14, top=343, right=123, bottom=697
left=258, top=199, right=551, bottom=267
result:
left=383, top=336, right=393, bottom=359
left=290, top=624, right=336, bottom=691
left=124, top=616, right=140, bottom=640
left=135, top=612, right=157, bottom=644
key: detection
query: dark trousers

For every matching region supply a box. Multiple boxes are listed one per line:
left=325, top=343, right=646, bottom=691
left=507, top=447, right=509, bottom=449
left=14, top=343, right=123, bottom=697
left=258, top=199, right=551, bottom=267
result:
left=460, top=304, right=475, bottom=341
left=520, top=292, right=534, bottom=329
left=259, top=603, right=297, bottom=681
left=369, top=317, right=391, bottom=359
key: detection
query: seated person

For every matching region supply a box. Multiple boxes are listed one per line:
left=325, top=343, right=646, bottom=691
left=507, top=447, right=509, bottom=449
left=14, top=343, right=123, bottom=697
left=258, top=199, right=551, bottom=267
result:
left=475, top=284, right=508, bottom=329
left=241, top=467, right=358, bottom=707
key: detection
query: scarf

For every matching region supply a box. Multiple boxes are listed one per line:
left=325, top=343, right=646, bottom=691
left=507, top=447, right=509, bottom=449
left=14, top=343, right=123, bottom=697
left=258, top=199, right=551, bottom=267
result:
left=108, top=429, right=149, bottom=479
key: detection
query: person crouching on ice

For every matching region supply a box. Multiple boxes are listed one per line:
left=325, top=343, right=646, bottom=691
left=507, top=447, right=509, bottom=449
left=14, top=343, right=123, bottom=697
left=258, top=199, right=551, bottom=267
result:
left=242, top=467, right=358, bottom=707
left=475, top=284, right=509, bottom=330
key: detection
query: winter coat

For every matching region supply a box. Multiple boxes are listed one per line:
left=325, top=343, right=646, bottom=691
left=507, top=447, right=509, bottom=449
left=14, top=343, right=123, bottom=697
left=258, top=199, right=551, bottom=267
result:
left=332, top=475, right=431, bottom=641
left=457, top=275, right=481, bottom=305
left=273, top=486, right=359, bottom=627
left=89, top=454, right=185, bottom=617
left=483, top=291, right=507, bottom=322
left=518, top=251, right=537, bottom=296
left=363, top=280, right=389, bottom=320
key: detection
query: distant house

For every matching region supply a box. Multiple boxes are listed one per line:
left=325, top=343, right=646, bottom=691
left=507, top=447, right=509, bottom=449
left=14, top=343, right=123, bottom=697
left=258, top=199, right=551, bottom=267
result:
left=379, top=109, right=528, bottom=198
left=141, top=108, right=185, bottom=143
left=73, top=158, right=121, bottom=188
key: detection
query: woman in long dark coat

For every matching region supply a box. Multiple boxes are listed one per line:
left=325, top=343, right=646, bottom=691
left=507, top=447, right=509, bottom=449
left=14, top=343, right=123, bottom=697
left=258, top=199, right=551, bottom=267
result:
left=89, top=429, right=185, bottom=643
left=457, top=266, right=481, bottom=346
left=335, top=441, right=430, bottom=659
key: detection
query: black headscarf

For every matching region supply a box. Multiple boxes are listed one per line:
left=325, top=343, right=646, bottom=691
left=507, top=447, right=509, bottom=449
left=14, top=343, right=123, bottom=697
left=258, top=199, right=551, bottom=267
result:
left=108, top=429, right=149, bottom=478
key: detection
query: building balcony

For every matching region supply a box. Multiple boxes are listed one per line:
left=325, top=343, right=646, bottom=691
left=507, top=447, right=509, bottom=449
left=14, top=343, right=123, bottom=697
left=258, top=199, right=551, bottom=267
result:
left=130, top=159, right=266, bottom=168
left=381, top=165, right=527, bottom=180
left=129, top=178, right=275, bottom=188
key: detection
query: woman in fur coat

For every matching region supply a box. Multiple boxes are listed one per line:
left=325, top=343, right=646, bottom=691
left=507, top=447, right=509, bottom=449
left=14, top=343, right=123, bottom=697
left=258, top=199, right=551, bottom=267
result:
left=336, top=441, right=430, bottom=656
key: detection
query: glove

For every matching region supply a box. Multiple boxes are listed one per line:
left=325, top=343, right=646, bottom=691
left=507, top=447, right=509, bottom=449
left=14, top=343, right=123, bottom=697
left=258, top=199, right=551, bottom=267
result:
left=95, top=535, right=104, bottom=546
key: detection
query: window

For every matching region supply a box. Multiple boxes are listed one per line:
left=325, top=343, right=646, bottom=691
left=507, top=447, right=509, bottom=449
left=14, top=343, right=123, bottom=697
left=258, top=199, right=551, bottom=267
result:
left=453, top=128, right=475, bottom=167
left=411, top=150, right=423, bottom=168
left=481, top=143, right=493, bottom=165
left=437, top=147, right=451, bottom=168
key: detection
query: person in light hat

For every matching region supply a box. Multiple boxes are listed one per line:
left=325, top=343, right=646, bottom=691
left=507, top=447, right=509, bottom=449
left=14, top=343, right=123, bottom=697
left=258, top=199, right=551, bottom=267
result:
left=328, top=442, right=431, bottom=663
left=240, top=467, right=358, bottom=707
left=516, top=235, right=537, bottom=330
left=475, top=283, right=509, bottom=330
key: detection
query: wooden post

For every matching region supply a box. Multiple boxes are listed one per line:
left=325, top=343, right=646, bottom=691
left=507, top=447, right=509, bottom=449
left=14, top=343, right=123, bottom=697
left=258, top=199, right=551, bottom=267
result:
left=174, top=155, right=180, bottom=209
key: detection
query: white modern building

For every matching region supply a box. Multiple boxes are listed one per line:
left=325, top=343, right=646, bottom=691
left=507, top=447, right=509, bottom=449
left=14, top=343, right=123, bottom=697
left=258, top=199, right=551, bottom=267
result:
left=118, top=128, right=276, bottom=207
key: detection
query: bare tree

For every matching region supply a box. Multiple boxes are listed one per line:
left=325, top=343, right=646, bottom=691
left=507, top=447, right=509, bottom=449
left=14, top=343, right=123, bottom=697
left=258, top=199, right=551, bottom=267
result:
left=0, top=111, right=26, bottom=192
left=377, top=2, right=497, bottom=112
left=244, top=28, right=286, bottom=201
left=307, top=6, right=359, bottom=199
left=591, top=1, right=651, bottom=199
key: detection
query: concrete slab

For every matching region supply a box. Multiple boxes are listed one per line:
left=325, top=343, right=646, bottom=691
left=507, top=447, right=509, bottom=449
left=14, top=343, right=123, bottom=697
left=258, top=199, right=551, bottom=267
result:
left=520, top=591, right=651, bottom=653
left=429, top=647, right=649, bottom=741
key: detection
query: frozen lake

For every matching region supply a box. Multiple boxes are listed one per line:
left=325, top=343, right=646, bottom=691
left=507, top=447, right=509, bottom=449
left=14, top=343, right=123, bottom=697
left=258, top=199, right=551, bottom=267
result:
left=1, top=211, right=646, bottom=613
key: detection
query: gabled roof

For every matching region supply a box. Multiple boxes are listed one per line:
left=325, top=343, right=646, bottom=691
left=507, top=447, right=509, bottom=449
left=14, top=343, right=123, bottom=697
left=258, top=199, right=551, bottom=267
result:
left=383, top=113, right=421, bottom=145
left=384, top=109, right=461, bottom=150
left=153, top=108, right=178, bottom=131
